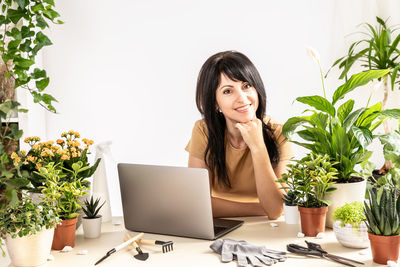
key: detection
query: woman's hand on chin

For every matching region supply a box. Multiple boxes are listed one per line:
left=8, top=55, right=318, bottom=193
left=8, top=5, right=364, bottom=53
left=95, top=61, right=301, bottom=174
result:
left=235, top=118, right=265, bottom=151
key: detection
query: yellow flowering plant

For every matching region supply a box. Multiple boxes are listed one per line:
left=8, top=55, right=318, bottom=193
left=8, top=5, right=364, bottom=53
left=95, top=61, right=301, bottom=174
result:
left=11, top=130, right=100, bottom=192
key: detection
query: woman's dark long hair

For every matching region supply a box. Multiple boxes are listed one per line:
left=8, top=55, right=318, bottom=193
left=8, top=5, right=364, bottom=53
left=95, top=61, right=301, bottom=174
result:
left=196, top=51, right=279, bottom=188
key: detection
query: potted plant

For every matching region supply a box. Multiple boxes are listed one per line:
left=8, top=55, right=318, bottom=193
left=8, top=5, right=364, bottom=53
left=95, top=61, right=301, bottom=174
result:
left=277, top=165, right=301, bottom=224
left=12, top=131, right=100, bottom=228
left=364, top=187, right=400, bottom=264
left=328, top=17, right=400, bottom=175
left=332, top=201, right=369, bottom=248
left=0, top=196, right=60, bottom=266
left=82, top=196, right=106, bottom=238
left=283, top=48, right=400, bottom=226
left=37, top=162, right=89, bottom=250
left=286, top=153, right=337, bottom=236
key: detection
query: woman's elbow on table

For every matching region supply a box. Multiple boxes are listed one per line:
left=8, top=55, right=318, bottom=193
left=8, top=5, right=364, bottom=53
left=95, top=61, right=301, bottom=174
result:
left=266, top=205, right=283, bottom=220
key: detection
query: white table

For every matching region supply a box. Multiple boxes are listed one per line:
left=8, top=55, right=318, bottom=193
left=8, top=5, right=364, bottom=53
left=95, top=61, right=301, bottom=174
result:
left=0, top=216, right=382, bottom=267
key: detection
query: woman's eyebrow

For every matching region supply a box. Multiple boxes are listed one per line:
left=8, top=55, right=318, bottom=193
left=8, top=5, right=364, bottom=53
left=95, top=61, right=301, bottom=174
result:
left=218, top=84, right=233, bottom=90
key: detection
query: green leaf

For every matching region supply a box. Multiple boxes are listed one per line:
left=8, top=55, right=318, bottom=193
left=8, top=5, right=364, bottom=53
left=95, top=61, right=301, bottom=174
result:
left=36, top=14, right=49, bottom=29
left=32, top=68, right=46, bottom=79
left=351, top=126, right=373, bottom=149
left=43, top=9, right=60, bottom=20
left=332, top=70, right=391, bottom=105
left=309, top=113, right=328, bottom=130
left=380, top=109, right=400, bottom=119
left=32, top=3, right=44, bottom=12
left=337, top=99, right=354, bottom=124
left=282, top=117, right=309, bottom=138
left=15, top=0, right=26, bottom=9
left=14, top=58, right=34, bottom=68
left=343, top=108, right=367, bottom=133
left=41, top=93, right=57, bottom=104
left=6, top=178, right=30, bottom=188
left=44, top=0, right=55, bottom=5
left=391, top=66, right=400, bottom=91
left=7, top=8, right=25, bottom=24
left=36, top=32, right=52, bottom=46
left=36, top=78, right=49, bottom=91
left=297, top=96, right=336, bottom=116
left=297, top=130, right=316, bottom=141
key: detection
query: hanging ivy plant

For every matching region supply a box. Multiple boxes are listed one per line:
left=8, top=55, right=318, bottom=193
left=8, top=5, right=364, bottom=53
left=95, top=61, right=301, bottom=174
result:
left=0, top=0, right=62, bottom=204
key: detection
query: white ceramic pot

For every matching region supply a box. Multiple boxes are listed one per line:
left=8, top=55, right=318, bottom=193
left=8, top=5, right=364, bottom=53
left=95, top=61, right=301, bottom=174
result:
left=82, top=216, right=102, bottom=238
left=283, top=204, right=300, bottom=224
left=324, top=179, right=366, bottom=228
left=333, top=220, right=369, bottom=248
left=6, top=227, right=54, bottom=267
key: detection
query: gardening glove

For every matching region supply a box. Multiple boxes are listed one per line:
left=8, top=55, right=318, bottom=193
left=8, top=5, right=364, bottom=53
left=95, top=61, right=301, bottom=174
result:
left=210, top=239, right=287, bottom=267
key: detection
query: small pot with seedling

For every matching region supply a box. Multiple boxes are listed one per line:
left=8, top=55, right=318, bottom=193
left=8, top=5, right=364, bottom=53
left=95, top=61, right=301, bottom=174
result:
left=277, top=167, right=300, bottom=225
left=82, top=196, right=106, bottom=238
left=332, top=201, right=369, bottom=248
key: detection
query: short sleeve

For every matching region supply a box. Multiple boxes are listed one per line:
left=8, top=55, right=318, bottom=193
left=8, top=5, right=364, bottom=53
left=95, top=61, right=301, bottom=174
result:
left=185, top=120, right=209, bottom=160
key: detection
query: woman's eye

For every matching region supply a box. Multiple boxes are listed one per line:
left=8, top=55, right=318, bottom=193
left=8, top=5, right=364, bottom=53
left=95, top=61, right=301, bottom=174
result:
left=223, top=89, right=231, bottom=94
left=243, top=83, right=251, bottom=89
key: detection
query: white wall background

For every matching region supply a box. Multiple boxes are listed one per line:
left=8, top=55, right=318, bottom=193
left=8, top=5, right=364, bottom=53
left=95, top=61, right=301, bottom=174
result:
left=21, top=0, right=400, bottom=215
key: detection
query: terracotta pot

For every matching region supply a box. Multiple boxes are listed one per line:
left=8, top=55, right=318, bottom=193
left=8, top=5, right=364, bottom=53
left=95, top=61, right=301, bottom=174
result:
left=298, top=206, right=328, bottom=237
left=368, top=233, right=400, bottom=264
left=52, top=217, right=78, bottom=250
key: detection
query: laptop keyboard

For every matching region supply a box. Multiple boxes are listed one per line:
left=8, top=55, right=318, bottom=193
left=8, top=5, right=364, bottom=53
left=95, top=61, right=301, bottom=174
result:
left=214, top=226, right=228, bottom=235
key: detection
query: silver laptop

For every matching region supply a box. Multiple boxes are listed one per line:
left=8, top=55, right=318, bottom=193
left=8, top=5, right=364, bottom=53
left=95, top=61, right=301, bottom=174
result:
left=117, top=163, right=243, bottom=240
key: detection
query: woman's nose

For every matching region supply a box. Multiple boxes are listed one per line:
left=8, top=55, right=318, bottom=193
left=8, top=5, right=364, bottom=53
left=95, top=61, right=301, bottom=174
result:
left=235, top=89, right=247, bottom=102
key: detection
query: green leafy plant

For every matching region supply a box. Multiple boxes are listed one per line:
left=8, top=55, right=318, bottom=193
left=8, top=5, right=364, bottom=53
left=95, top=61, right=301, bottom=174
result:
left=277, top=163, right=302, bottom=206
left=0, top=195, right=60, bottom=256
left=333, top=201, right=366, bottom=229
left=38, top=162, right=88, bottom=220
left=282, top=153, right=337, bottom=208
left=283, top=63, right=400, bottom=181
left=0, top=0, right=62, bottom=204
left=82, top=196, right=105, bottom=219
left=364, top=187, right=400, bottom=236
left=329, top=16, right=400, bottom=173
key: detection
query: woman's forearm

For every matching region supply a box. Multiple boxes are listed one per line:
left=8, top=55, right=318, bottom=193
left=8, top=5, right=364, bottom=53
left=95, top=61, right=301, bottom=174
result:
left=211, top=197, right=267, bottom=218
left=250, top=146, right=284, bottom=220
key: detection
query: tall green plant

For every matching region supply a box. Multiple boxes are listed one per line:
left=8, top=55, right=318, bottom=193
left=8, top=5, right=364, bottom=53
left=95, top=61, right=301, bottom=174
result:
left=0, top=0, right=62, bottom=203
left=283, top=68, right=400, bottom=181
left=329, top=16, right=400, bottom=173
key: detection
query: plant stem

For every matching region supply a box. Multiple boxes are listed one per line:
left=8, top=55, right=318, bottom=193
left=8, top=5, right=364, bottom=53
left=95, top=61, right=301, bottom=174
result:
left=318, top=60, right=327, bottom=98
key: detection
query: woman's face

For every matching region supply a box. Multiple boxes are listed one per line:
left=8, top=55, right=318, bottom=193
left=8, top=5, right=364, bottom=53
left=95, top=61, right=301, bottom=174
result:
left=215, top=73, right=259, bottom=125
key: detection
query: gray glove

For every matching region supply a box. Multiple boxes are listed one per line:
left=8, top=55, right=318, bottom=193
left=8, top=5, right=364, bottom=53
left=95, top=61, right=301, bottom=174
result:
left=210, top=239, right=287, bottom=267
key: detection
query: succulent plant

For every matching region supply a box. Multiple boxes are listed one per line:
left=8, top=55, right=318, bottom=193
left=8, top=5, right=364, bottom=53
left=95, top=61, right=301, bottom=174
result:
left=364, top=187, right=400, bottom=236
left=82, top=196, right=106, bottom=219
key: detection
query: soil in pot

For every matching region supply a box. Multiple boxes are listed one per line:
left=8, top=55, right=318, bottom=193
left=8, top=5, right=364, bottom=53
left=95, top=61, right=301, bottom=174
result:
left=52, top=217, right=78, bottom=250
left=298, top=206, right=328, bottom=237
left=368, top=233, right=400, bottom=264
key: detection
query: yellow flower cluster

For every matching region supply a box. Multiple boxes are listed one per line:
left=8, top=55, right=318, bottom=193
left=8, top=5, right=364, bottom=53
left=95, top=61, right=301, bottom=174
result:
left=14, top=130, right=95, bottom=169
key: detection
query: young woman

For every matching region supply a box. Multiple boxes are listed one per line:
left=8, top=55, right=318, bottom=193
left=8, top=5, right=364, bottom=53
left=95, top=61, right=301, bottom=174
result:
left=185, top=51, right=293, bottom=219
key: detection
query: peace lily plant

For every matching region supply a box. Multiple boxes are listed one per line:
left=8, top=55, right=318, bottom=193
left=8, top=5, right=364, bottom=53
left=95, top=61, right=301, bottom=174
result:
left=283, top=48, right=400, bottom=182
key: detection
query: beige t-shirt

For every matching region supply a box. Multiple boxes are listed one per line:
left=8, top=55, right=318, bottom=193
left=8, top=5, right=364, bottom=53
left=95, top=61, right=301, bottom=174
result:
left=185, top=116, right=293, bottom=203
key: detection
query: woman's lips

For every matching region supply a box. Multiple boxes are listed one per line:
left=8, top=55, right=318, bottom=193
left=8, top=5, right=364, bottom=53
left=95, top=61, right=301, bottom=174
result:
left=235, top=104, right=251, bottom=112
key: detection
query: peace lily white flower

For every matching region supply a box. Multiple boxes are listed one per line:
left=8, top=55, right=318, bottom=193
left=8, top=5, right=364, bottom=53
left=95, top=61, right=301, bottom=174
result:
left=307, top=46, right=321, bottom=63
